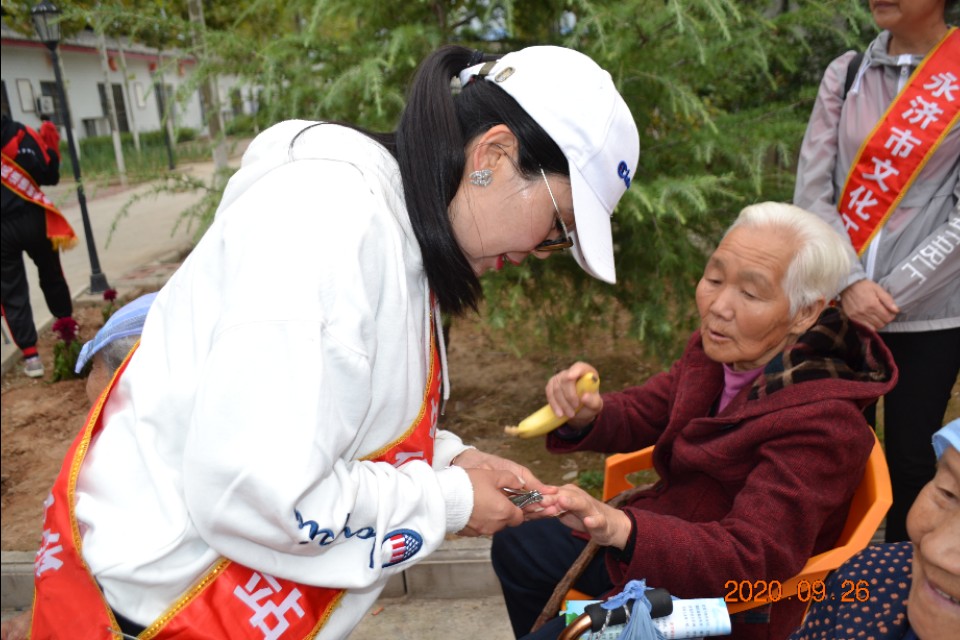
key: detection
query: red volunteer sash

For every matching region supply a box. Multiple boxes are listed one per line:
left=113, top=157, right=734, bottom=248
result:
left=31, top=317, right=443, bottom=639
left=838, top=28, right=960, bottom=255
left=1, top=153, right=77, bottom=251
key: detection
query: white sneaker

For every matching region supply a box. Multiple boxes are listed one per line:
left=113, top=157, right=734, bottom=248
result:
left=24, top=356, right=44, bottom=378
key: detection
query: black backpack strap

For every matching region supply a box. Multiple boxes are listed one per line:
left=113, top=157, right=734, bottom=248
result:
left=843, top=52, right=865, bottom=99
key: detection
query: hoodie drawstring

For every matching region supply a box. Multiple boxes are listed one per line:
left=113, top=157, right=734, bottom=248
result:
left=433, top=296, right=450, bottom=415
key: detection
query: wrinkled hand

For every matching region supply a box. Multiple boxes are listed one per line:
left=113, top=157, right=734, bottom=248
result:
left=451, top=448, right=548, bottom=494
left=0, top=610, right=31, bottom=640
left=457, top=467, right=526, bottom=537
left=840, top=280, right=898, bottom=330
left=545, top=362, right=603, bottom=430
left=537, top=484, right=632, bottom=550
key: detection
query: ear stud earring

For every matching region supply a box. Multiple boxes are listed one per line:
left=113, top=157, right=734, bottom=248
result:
left=469, top=169, right=493, bottom=187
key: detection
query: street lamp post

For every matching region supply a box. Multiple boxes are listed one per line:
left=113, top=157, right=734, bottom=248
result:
left=151, top=64, right=176, bottom=171
left=31, top=0, right=110, bottom=294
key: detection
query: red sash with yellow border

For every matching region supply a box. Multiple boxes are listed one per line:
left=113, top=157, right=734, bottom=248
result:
left=31, top=317, right=443, bottom=638
left=838, top=27, right=960, bottom=256
left=1, top=153, right=77, bottom=251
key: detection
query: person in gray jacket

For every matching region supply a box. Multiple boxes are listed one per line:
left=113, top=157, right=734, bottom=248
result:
left=794, top=0, right=959, bottom=543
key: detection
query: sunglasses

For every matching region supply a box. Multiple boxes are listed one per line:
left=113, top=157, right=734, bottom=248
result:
left=534, top=167, right=574, bottom=252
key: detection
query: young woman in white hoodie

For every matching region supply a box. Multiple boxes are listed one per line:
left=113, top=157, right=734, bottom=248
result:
left=29, top=45, right=640, bottom=639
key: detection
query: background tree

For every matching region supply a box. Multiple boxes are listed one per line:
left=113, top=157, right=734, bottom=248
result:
left=148, top=0, right=884, bottom=359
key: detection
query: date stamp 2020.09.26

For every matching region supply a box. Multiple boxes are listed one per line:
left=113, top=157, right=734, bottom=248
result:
left=723, top=579, right=871, bottom=606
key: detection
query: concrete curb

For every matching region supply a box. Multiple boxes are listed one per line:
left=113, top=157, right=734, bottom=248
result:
left=0, top=552, right=33, bottom=611
left=2, top=538, right=502, bottom=613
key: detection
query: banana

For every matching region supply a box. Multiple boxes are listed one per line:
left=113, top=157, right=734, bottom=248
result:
left=503, top=372, right=600, bottom=438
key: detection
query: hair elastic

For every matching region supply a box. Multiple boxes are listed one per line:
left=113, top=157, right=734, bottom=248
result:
left=467, top=49, right=485, bottom=67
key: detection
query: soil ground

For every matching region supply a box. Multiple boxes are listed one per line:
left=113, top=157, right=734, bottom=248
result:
left=0, top=298, right=660, bottom=552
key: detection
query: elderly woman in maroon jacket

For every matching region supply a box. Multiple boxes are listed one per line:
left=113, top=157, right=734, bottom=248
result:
left=493, top=202, right=898, bottom=640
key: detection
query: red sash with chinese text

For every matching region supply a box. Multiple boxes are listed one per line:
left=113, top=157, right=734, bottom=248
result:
left=838, top=28, right=960, bottom=255
left=31, top=317, right=443, bottom=639
left=0, top=153, right=77, bottom=251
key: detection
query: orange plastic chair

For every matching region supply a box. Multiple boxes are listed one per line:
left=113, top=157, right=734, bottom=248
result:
left=577, top=434, right=890, bottom=615
left=602, top=445, right=656, bottom=501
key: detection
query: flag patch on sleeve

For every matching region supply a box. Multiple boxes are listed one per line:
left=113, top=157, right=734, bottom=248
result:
left=381, top=529, right=422, bottom=567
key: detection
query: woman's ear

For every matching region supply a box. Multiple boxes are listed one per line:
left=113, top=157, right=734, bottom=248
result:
left=790, top=298, right=827, bottom=336
left=466, top=124, right=519, bottom=175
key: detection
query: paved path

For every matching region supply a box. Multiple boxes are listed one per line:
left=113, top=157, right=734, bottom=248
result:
left=352, top=595, right=515, bottom=639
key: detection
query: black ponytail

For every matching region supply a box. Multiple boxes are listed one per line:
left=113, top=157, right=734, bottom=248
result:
left=395, top=46, right=480, bottom=315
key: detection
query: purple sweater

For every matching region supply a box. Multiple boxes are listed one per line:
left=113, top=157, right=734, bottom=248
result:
left=548, top=308, right=897, bottom=640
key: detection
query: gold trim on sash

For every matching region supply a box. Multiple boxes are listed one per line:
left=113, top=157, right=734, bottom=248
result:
left=139, top=559, right=232, bottom=639
left=309, top=591, right=347, bottom=638
left=361, top=315, right=439, bottom=462
left=63, top=342, right=141, bottom=634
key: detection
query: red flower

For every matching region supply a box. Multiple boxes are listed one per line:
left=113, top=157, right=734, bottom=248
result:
left=103, top=288, right=118, bottom=302
left=52, top=316, right=79, bottom=343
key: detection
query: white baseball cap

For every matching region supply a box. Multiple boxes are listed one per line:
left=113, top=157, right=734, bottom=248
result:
left=459, top=46, right=640, bottom=284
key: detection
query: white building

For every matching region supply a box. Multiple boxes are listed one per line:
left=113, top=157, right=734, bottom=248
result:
left=1, top=19, right=251, bottom=142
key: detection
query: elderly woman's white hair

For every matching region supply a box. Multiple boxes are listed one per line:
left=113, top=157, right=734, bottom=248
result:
left=726, top=202, right=851, bottom=316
